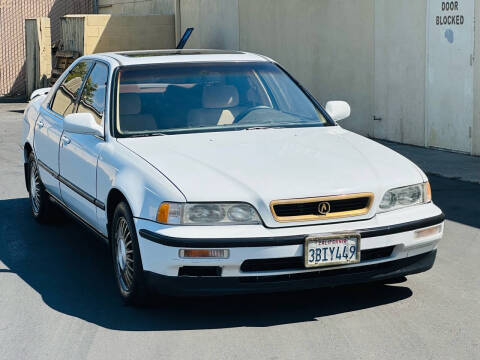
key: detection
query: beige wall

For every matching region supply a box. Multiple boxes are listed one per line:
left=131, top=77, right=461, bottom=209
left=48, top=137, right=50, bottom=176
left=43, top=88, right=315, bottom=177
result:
left=25, top=18, right=52, bottom=98
left=61, top=15, right=176, bottom=55
left=238, top=0, right=374, bottom=136
left=474, top=0, right=480, bottom=155
left=180, top=0, right=239, bottom=50
left=373, top=0, right=427, bottom=146
left=103, top=0, right=477, bottom=155
left=98, top=0, right=176, bottom=15
left=177, top=0, right=374, bottom=136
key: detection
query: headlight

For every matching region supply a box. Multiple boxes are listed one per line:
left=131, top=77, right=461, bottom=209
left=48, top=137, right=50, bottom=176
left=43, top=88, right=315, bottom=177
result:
left=156, top=202, right=262, bottom=225
left=379, top=182, right=431, bottom=212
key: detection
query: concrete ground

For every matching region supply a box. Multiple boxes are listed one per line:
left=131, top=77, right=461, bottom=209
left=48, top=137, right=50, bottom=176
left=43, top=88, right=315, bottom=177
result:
left=376, top=139, right=480, bottom=184
left=0, top=103, right=479, bottom=360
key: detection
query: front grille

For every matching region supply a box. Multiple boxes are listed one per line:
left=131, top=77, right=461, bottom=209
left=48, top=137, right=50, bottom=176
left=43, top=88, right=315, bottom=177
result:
left=240, top=246, right=394, bottom=273
left=270, top=193, right=374, bottom=222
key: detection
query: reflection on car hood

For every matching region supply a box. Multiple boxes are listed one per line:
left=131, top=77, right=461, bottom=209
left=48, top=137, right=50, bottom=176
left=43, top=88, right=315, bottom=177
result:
left=118, top=126, right=424, bottom=226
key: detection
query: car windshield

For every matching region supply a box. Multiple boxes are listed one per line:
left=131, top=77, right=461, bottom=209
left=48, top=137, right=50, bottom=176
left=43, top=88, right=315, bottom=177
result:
left=115, top=62, right=330, bottom=136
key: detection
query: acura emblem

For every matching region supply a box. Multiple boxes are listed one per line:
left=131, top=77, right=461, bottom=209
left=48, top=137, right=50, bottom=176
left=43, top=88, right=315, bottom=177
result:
left=318, top=202, right=331, bottom=215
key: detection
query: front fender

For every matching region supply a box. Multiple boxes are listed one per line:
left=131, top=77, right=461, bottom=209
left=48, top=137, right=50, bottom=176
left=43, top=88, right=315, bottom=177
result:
left=96, top=141, right=186, bottom=234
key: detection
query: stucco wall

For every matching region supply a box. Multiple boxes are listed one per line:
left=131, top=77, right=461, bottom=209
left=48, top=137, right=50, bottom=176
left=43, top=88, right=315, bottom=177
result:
left=373, top=0, right=427, bottom=146
left=474, top=0, right=480, bottom=155
left=238, top=0, right=374, bottom=136
left=179, top=0, right=239, bottom=50
left=176, top=0, right=476, bottom=154
left=177, top=0, right=373, bottom=136
left=97, top=0, right=176, bottom=15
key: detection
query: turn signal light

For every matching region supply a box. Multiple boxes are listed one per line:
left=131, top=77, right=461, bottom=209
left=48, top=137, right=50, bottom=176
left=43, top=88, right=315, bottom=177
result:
left=179, top=249, right=230, bottom=259
left=415, top=224, right=442, bottom=239
left=425, top=181, right=432, bottom=202
left=156, top=203, right=170, bottom=223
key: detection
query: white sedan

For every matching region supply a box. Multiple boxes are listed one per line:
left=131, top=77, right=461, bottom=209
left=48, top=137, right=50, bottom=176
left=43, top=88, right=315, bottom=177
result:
left=22, top=50, right=444, bottom=305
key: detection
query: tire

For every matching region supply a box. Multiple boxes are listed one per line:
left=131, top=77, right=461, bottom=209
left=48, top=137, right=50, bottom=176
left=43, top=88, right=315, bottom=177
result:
left=111, top=201, right=148, bottom=305
left=28, top=152, right=55, bottom=223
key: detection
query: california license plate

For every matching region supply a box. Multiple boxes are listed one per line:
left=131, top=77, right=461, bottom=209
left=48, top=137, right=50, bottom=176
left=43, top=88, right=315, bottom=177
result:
left=304, top=233, right=361, bottom=268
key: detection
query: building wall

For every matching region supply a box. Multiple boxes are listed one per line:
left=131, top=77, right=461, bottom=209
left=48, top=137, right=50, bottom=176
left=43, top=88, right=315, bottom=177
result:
left=238, top=0, right=374, bottom=136
left=92, top=15, right=176, bottom=53
left=373, top=0, right=427, bottom=146
left=61, top=15, right=175, bottom=56
left=25, top=17, right=52, bottom=97
left=97, top=0, right=176, bottom=15
left=180, top=0, right=239, bottom=50
left=0, top=0, right=92, bottom=97
left=178, top=0, right=373, bottom=135
left=474, top=0, right=480, bottom=155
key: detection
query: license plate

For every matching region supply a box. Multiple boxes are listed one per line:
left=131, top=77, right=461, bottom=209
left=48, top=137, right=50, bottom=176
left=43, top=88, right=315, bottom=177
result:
left=304, top=233, right=361, bottom=268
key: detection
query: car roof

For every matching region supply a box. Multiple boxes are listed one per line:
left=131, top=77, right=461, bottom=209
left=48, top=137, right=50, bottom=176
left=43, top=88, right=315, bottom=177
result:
left=100, top=49, right=271, bottom=66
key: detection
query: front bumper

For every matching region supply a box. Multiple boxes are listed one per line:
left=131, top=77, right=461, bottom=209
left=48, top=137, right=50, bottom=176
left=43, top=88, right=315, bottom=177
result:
left=144, top=250, right=437, bottom=296
left=135, top=203, right=444, bottom=294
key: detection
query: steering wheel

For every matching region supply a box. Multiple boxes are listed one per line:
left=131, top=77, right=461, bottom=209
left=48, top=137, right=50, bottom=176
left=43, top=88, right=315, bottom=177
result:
left=233, top=106, right=272, bottom=123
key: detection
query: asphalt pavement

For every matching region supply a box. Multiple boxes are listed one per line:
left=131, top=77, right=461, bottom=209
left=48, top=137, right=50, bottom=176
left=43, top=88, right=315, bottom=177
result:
left=0, top=103, right=479, bottom=360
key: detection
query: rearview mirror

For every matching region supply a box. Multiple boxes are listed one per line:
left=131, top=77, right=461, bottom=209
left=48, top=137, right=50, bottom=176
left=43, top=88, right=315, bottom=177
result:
left=64, top=113, right=104, bottom=137
left=325, top=101, right=351, bottom=122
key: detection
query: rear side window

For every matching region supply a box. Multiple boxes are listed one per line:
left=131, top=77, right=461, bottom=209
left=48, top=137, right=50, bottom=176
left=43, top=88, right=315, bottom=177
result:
left=77, top=62, right=108, bottom=125
left=51, top=60, right=92, bottom=117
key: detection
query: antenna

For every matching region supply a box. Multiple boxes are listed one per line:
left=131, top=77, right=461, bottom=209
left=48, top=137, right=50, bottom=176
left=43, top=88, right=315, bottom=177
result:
left=176, top=28, right=194, bottom=49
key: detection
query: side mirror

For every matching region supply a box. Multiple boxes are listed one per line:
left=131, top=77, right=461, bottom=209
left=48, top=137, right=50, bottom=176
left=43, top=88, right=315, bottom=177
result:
left=30, top=87, right=51, bottom=101
left=64, top=113, right=104, bottom=137
left=325, top=101, right=351, bottom=122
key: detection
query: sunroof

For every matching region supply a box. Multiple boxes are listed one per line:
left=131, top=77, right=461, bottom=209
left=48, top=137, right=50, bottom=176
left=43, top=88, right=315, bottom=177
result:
left=118, top=50, right=244, bottom=58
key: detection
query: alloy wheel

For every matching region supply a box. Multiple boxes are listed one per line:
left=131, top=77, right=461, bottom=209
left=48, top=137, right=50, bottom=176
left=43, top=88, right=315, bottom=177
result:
left=115, top=217, right=135, bottom=292
left=30, top=161, right=41, bottom=215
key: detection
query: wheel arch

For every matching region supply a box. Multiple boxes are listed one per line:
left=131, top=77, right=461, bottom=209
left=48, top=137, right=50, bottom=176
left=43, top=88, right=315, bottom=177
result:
left=23, top=142, right=34, bottom=192
left=24, top=142, right=33, bottom=161
left=106, top=188, right=130, bottom=240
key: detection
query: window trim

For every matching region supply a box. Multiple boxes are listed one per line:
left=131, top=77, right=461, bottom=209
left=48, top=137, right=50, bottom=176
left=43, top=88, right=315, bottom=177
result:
left=75, top=60, right=110, bottom=129
left=48, top=60, right=94, bottom=117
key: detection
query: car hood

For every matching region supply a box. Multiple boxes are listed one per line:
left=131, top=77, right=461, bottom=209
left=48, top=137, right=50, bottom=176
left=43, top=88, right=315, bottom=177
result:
left=118, top=126, right=424, bottom=227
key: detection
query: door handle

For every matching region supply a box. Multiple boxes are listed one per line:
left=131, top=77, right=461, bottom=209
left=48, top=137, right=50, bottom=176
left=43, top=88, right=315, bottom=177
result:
left=37, top=120, right=45, bottom=128
left=62, top=135, right=71, bottom=145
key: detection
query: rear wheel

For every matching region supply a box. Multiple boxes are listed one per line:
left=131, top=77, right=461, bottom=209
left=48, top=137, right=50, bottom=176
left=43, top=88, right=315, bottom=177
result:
left=28, top=153, right=55, bottom=223
left=111, top=201, right=148, bottom=305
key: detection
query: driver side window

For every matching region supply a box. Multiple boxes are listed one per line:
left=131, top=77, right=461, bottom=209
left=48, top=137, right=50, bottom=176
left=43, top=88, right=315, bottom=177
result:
left=51, top=60, right=92, bottom=117
left=77, top=62, right=108, bottom=125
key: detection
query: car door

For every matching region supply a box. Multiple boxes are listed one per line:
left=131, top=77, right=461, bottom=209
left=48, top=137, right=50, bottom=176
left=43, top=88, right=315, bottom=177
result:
left=34, top=60, right=92, bottom=197
left=59, top=61, right=109, bottom=228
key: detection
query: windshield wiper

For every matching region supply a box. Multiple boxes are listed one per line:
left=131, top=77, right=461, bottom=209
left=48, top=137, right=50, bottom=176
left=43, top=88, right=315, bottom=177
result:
left=129, top=131, right=167, bottom=138
left=244, top=126, right=285, bottom=131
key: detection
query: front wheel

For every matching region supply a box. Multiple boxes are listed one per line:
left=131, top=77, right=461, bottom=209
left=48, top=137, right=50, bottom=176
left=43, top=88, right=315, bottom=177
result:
left=111, top=201, right=148, bottom=305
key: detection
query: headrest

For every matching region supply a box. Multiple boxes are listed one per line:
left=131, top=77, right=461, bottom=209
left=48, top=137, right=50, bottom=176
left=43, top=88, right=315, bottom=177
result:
left=202, top=85, right=239, bottom=109
left=119, top=93, right=141, bottom=115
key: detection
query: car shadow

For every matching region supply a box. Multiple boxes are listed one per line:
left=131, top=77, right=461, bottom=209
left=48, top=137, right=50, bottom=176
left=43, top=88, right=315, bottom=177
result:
left=428, top=175, right=480, bottom=229
left=0, top=197, right=415, bottom=330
